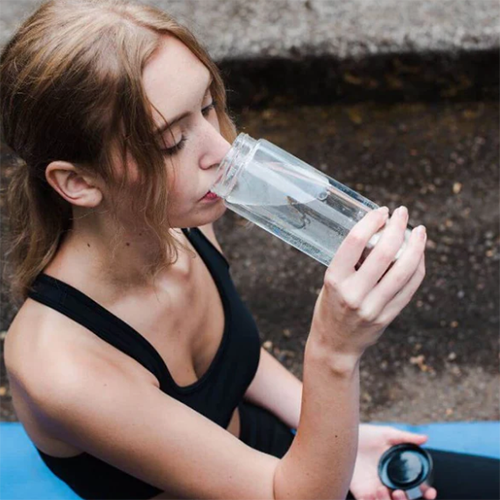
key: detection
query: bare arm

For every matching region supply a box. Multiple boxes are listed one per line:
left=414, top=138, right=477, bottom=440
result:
left=13, top=337, right=357, bottom=500
left=243, top=347, right=302, bottom=431
left=206, top=208, right=425, bottom=498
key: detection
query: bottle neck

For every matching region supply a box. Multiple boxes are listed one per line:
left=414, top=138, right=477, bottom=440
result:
left=212, top=133, right=258, bottom=199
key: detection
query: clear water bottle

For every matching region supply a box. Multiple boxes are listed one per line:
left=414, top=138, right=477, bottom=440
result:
left=211, top=133, right=412, bottom=267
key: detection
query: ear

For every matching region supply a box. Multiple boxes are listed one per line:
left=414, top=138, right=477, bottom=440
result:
left=45, top=161, right=103, bottom=208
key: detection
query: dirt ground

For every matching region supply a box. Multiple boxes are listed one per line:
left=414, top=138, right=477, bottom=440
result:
left=1, top=100, right=499, bottom=424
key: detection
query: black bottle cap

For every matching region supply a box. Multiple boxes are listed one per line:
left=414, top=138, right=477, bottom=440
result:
left=378, top=443, right=433, bottom=492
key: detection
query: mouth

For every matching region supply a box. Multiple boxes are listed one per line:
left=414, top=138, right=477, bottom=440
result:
left=200, top=190, right=220, bottom=201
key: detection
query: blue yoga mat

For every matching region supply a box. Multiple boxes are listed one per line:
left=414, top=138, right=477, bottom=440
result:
left=1, top=421, right=499, bottom=500
left=1, top=423, right=81, bottom=500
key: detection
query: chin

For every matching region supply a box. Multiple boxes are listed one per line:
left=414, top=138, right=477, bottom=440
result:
left=173, top=200, right=227, bottom=229
left=203, top=200, right=227, bottom=225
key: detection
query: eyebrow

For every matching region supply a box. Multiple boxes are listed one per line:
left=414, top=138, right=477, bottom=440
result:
left=154, top=76, right=214, bottom=137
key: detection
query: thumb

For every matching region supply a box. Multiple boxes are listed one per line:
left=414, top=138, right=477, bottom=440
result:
left=388, top=430, right=428, bottom=446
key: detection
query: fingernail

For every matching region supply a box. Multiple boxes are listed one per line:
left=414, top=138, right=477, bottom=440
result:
left=397, top=206, right=408, bottom=218
left=377, top=206, right=389, bottom=214
left=416, top=225, right=426, bottom=238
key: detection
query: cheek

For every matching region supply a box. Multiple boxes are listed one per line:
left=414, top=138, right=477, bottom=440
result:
left=166, top=168, right=194, bottom=208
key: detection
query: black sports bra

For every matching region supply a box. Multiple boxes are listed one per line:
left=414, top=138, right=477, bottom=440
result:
left=27, top=227, right=261, bottom=499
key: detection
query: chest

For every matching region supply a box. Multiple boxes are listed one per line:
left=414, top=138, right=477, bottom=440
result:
left=111, top=251, right=226, bottom=389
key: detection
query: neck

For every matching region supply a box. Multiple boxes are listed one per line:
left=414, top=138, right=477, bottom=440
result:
left=45, top=209, right=190, bottom=301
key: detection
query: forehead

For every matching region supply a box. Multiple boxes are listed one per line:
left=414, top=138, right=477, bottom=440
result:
left=142, top=36, right=210, bottom=123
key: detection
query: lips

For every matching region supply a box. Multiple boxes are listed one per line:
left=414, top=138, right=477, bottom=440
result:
left=202, top=191, right=220, bottom=201
left=200, top=174, right=222, bottom=200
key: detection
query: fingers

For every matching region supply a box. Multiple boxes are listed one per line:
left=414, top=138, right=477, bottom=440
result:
left=388, top=485, right=437, bottom=500
left=423, top=487, right=437, bottom=499
left=327, top=207, right=389, bottom=282
left=376, top=486, right=392, bottom=500
left=361, top=225, right=427, bottom=317
left=387, top=430, right=428, bottom=446
left=388, top=487, right=437, bottom=500
left=375, top=252, right=426, bottom=326
left=391, top=490, right=407, bottom=500
left=350, top=206, right=410, bottom=293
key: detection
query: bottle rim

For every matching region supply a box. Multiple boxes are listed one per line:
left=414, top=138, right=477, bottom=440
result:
left=213, top=133, right=258, bottom=198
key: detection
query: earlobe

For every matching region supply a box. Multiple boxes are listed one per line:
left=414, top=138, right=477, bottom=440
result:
left=45, top=161, right=103, bottom=208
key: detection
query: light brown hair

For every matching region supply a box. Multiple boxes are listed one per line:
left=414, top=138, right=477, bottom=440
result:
left=1, top=0, right=237, bottom=304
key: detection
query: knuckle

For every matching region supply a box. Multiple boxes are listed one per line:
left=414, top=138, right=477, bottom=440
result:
left=377, top=311, right=396, bottom=328
left=371, top=210, right=387, bottom=225
left=346, top=230, right=365, bottom=247
left=391, top=270, right=408, bottom=288
left=373, top=246, right=395, bottom=264
left=372, top=317, right=386, bottom=330
left=358, top=307, right=377, bottom=323
left=323, top=272, right=340, bottom=291
left=340, top=293, right=361, bottom=311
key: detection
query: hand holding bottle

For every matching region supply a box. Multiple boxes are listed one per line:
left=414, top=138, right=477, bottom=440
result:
left=310, top=206, right=426, bottom=361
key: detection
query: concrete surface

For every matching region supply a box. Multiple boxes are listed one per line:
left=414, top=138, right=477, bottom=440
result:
left=0, top=0, right=499, bottom=60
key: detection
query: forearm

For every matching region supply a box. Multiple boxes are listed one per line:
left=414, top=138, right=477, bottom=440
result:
left=273, top=336, right=361, bottom=500
left=243, top=347, right=302, bottom=430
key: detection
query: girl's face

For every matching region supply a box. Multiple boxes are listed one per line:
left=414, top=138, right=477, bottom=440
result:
left=141, top=36, right=231, bottom=229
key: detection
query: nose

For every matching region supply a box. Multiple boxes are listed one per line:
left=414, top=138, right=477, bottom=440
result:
left=199, top=122, right=232, bottom=170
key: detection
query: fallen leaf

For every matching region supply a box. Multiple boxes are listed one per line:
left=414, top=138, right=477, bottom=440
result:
left=346, top=108, right=363, bottom=125
left=343, top=72, right=363, bottom=85
left=263, top=340, right=273, bottom=350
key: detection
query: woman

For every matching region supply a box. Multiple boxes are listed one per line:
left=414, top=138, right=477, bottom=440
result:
left=2, top=1, right=498, bottom=499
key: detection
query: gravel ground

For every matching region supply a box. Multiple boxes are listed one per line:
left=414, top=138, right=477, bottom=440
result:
left=216, top=100, right=500, bottom=424
left=1, top=100, right=498, bottom=424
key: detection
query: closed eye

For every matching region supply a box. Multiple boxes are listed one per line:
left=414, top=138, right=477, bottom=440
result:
left=161, top=135, right=187, bottom=156
left=160, top=100, right=218, bottom=156
left=202, top=100, right=217, bottom=117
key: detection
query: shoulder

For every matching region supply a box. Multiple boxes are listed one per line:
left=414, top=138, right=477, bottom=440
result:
left=4, top=299, right=157, bottom=400
left=5, top=300, right=158, bottom=450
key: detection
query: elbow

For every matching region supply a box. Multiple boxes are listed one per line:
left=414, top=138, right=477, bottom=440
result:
left=272, top=458, right=349, bottom=500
